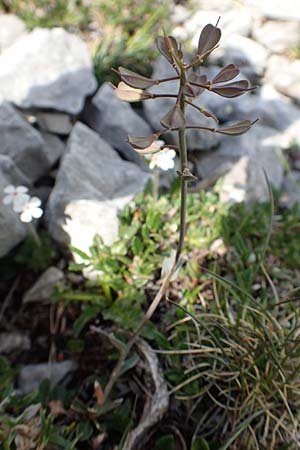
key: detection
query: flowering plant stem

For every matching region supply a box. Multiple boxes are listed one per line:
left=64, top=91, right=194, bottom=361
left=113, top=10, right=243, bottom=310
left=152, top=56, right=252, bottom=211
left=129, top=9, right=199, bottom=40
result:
left=103, top=85, right=188, bottom=403
left=152, top=167, right=159, bottom=202
left=28, top=223, right=41, bottom=247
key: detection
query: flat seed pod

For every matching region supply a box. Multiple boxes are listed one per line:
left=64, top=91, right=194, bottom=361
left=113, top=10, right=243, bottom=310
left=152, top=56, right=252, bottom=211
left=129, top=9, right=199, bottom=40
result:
left=198, top=23, right=221, bottom=59
left=183, top=73, right=207, bottom=97
left=114, top=82, right=151, bottom=102
left=156, top=35, right=179, bottom=64
left=160, top=105, right=185, bottom=130
left=127, top=133, right=158, bottom=150
left=215, top=119, right=258, bottom=136
left=117, top=66, right=157, bottom=89
left=211, top=80, right=255, bottom=98
left=212, top=64, right=240, bottom=84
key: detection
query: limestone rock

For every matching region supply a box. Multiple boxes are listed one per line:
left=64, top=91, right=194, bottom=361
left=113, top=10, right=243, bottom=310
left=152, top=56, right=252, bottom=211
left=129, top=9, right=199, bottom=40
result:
left=253, top=21, right=300, bottom=54
left=87, top=82, right=152, bottom=165
left=280, top=171, right=300, bottom=208
left=0, top=14, right=26, bottom=51
left=187, top=8, right=254, bottom=48
left=47, top=123, right=150, bottom=256
left=195, top=124, right=284, bottom=202
left=18, top=360, right=77, bottom=394
left=0, top=332, right=30, bottom=354
left=245, top=0, right=300, bottom=21
left=35, top=111, right=73, bottom=135
left=0, top=157, right=28, bottom=257
left=143, top=57, right=219, bottom=151
left=266, top=56, right=300, bottom=105
left=23, top=267, right=64, bottom=304
left=0, top=103, right=64, bottom=181
left=202, top=85, right=300, bottom=132
left=0, top=28, right=97, bottom=114
left=211, top=35, right=269, bottom=80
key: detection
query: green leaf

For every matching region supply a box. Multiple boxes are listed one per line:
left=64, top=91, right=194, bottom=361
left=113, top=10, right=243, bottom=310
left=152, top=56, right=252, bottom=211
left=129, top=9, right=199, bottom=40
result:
left=131, top=236, right=143, bottom=255
left=191, top=437, right=211, bottom=450
left=73, top=305, right=102, bottom=338
left=154, top=434, right=176, bottom=450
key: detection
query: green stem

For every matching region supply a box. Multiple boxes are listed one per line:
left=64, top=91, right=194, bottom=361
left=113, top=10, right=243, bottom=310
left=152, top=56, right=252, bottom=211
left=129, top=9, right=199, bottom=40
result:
left=28, top=223, right=41, bottom=247
left=152, top=167, right=159, bottom=202
left=175, top=88, right=188, bottom=263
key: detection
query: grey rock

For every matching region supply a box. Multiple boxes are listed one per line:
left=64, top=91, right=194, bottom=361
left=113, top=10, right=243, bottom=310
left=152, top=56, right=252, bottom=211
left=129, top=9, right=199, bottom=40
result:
left=195, top=124, right=283, bottom=202
left=265, top=56, right=300, bottom=105
left=245, top=0, right=300, bottom=21
left=23, top=267, right=64, bottom=304
left=0, top=28, right=97, bottom=114
left=0, top=103, right=64, bottom=181
left=203, top=85, right=300, bottom=132
left=253, top=21, right=300, bottom=54
left=280, top=171, right=300, bottom=208
left=187, top=8, right=254, bottom=48
left=211, top=35, right=269, bottom=80
left=0, top=14, right=26, bottom=51
left=47, top=123, right=150, bottom=257
left=41, top=132, right=65, bottom=168
left=143, top=57, right=219, bottom=151
left=0, top=332, right=30, bottom=354
left=87, top=83, right=152, bottom=165
left=18, top=360, right=77, bottom=394
left=0, top=158, right=28, bottom=257
left=35, top=111, right=73, bottom=135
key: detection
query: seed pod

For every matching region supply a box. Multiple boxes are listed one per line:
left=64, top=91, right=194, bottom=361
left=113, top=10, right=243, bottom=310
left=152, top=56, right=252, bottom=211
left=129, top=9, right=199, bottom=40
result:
left=116, top=66, right=157, bottom=89
left=215, top=119, right=258, bottom=136
left=212, top=64, right=240, bottom=84
left=211, top=80, right=256, bottom=98
left=198, top=23, right=221, bottom=59
left=160, top=105, right=185, bottom=130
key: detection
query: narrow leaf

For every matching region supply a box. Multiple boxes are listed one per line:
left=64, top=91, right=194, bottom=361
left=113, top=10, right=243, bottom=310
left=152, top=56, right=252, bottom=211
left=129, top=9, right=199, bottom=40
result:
left=215, top=119, right=258, bottom=136
left=160, top=105, right=185, bottom=130
left=211, top=80, right=256, bottom=98
left=117, top=66, right=157, bottom=89
left=198, top=23, right=221, bottom=59
left=212, top=64, right=240, bottom=84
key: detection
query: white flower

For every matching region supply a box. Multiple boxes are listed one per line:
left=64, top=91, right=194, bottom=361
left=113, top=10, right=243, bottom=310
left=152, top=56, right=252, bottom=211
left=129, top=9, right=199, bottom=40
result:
left=19, top=197, right=43, bottom=223
left=145, top=143, right=176, bottom=171
left=3, top=185, right=30, bottom=211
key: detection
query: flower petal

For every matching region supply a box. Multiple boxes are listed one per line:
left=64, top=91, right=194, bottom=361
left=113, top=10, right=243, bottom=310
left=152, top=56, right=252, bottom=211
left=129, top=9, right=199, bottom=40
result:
left=3, top=185, right=15, bottom=194
left=31, top=207, right=43, bottom=219
left=20, top=211, right=33, bottom=222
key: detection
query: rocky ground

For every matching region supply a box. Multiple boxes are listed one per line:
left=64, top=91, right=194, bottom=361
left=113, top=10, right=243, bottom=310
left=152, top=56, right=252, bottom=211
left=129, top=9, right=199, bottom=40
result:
left=0, top=1, right=300, bottom=447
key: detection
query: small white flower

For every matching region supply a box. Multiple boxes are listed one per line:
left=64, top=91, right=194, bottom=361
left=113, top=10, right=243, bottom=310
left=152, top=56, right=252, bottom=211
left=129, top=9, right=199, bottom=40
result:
left=19, top=197, right=43, bottom=223
left=146, top=143, right=176, bottom=171
left=3, top=185, right=29, bottom=209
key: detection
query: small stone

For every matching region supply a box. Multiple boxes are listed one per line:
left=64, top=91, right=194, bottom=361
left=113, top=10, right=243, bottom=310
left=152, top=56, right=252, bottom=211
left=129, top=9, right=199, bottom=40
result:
left=0, top=14, right=26, bottom=51
left=35, top=112, right=73, bottom=135
left=18, top=360, right=77, bottom=394
left=23, top=267, right=64, bottom=304
left=0, top=332, right=30, bottom=354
